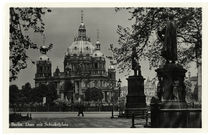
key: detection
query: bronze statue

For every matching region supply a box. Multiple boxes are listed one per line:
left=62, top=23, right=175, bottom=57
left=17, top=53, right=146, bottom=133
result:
left=158, top=15, right=177, bottom=63
left=157, top=82, right=162, bottom=101
left=172, top=81, right=180, bottom=101
left=131, top=46, right=141, bottom=76
left=172, top=80, right=187, bottom=102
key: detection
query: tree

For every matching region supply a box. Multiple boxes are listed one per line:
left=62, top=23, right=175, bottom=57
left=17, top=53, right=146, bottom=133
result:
left=21, top=82, right=32, bottom=102
left=9, top=85, right=19, bottom=105
left=30, top=86, right=44, bottom=103
left=9, top=7, right=52, bottom=81
left=114, top=8, right=201, bottom=72
left=29, top=83, right=57, bottom=104
left=46, top=82, right=58, bottom=105
left=111, top=91, right=119, bottom=104
left=85, top=87, right=103, bottom=102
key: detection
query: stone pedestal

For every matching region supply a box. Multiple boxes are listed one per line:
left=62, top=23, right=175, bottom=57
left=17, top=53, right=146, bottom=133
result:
left=124, top=75, right=146, bottom=117
left=156, top=63, right=187, bottom=109
left=151, top=63, right=189, bottom=127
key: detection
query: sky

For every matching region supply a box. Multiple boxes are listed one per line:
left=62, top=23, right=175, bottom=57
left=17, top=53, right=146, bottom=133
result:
left=10, top=8, right=198, bottom=88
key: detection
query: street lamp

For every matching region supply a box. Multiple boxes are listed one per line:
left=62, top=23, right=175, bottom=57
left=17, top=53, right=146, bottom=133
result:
left=117, top=79, right=122, bottom=116
left=110, top=80, right=115, bottom=119
left=117, top=79, right=122, bottom=98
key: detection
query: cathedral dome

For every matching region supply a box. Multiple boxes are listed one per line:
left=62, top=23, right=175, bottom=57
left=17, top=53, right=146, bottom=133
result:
left=92, top=50, right=104, bottom=57
left=68, top=40, right=95, bottom=56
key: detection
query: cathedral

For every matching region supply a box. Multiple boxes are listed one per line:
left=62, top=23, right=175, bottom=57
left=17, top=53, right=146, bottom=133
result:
left=34, top=11, right=117, bottom=103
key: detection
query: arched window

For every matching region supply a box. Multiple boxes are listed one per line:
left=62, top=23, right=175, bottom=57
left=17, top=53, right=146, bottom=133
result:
left=86, top=46, right=89, bottom=50
left=40, top=67, right=42, bottom=72
left=74, top=46, right=77, bottom=50
left=94, top=80, right=98, bottom=87
left=95, top=63, right=98, bottom=69
left=100, top=80, right=103, bottom=87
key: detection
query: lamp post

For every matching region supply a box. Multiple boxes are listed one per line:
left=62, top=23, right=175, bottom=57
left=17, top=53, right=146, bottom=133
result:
left=117, top=79, right=122, bottom=98
left=117, top=79, right=122, bottom=116
left=110, top=81, right=115, bottom=119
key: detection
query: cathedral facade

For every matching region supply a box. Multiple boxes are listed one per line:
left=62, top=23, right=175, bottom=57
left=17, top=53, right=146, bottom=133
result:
left=34, top=11, right=116, bottom=103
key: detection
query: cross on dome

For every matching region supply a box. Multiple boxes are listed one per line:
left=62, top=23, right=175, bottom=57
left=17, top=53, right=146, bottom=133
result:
left=81, top=10, right=84, bottom=23
left=97, top=29, right=99, bottom=41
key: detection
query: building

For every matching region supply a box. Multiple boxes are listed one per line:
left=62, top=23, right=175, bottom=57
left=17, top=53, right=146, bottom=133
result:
left=188, top=72, right=200, bottom=103
left=34, top=11, right=116, bottom=103
left=120, top=86, right=128, bottom=98
left=191, top=76, right=199, bottom=102
left=197, top=58, right=202, bottom=103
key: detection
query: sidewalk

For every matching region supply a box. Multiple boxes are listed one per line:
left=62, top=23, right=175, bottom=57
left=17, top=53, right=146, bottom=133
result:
left=10, top=112, right=146, bottom=128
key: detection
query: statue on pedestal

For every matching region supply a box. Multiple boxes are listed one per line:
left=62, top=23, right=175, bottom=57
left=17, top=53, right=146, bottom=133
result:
left=155, top=13, right=187, bottom=106
left=151, top=14, right=190, bottom=128
left=158, top=15, right=177, bottom=63
left=124, top=46, right=146, bottom=117
left=131, top=46, right=141, bottom=76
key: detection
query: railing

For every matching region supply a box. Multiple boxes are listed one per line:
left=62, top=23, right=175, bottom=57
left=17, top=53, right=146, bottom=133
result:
left=9, top=113, right=32, bottom=122
left=130, top=110, right=150, bottom=128
left=110, top=105, right=120, bottom=119
left=10, top=105, right=119, bottom=112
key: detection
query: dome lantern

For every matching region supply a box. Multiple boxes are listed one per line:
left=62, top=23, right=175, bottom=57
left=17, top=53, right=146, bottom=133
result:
left=78, top=10, right=86, bottom=40
left=95, top=29, right=101, bottom=50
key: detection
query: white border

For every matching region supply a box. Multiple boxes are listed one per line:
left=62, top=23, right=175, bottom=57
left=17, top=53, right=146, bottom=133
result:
left=2, top=2, right=208, bottom=134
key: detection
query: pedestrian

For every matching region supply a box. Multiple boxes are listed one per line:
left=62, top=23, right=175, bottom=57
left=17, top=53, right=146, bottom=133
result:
left=77, top=102, right=84, bottom=117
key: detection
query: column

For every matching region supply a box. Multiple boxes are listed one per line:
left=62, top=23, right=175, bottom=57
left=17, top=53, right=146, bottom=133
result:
left=61, top=93, right=64, bottom=100
left=198, top=60, right=202, bottom=103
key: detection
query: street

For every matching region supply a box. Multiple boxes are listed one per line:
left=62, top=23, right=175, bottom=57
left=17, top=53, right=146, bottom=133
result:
left=9, top=112, right=146, bottom=128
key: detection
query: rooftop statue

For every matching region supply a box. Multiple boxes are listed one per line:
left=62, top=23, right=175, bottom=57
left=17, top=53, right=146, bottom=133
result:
left=40, top=44, right=53, bottom=55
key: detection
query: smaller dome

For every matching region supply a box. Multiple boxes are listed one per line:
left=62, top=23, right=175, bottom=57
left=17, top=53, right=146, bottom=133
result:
left=55, top=66, right=60, bottom=73
left=41, top=45, right=47, bottom=49
left=79, top=23, right=86, bottom=29
left=109, top=65, right=115, bottom=69
left=65, top=65, right=72, bottom=71
left=92, top=50, right=104, bottom=57
left=40, top=45, right=48, bottom=54
left=39, top=54, right=49, bottom=61
left=96, top=41, right=100, bottom=44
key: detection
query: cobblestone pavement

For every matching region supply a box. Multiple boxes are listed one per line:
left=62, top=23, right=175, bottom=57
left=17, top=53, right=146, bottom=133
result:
left=9, top=112, right=146, bottom=128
